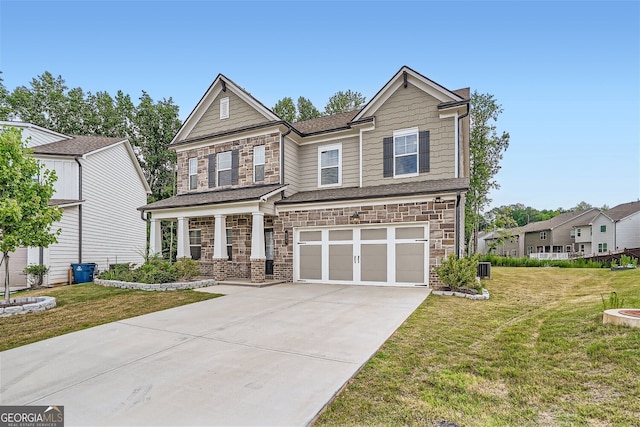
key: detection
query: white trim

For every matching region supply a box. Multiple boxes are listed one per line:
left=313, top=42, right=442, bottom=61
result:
left=216, top=151, right=232, bottom=187
left=219, top=97, right=229, bottom=120
left=318, top=143, right=342, bottom=188
left=358, top=123, right=375, bottom=189
left=392, top=127, right=419, bottom=178
left=297, top=131, right=357, bottom=146
left=260, top=185, right=288, bottom=202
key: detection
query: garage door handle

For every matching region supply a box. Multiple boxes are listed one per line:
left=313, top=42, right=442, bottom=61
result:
left=353, top=255, right=360, bottom=264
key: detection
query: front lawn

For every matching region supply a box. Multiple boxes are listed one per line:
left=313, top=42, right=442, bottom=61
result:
left=0, top=283, right=220, bottom=351
left=316, top=267, right=640, bottom=426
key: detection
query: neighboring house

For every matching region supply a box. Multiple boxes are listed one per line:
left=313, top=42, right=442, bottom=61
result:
left=571, top=221, right=592, bottom=255
left=585, top=201, right=640, bottom=254
left=140, top=66, right=470, bottom=287
left=480, top=209, right=600, bottom=258
left=0, top=122, right=151, bottom=286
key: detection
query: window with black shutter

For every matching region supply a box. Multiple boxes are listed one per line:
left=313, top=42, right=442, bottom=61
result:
left=383, top=128, right=430, bottom=177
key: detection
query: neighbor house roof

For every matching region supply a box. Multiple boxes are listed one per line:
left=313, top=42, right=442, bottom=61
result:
left=517, top=209, right=599, bottom=233
left=599, top=201, right=640, bottom=222
left=32, top=135, right=125, bottom=156
left=140, top=184, right=287, bottom=211
left=277, top=178, right=469, bottom=205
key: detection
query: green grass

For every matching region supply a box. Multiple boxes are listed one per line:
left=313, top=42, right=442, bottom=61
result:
left=0, top=283, right=220, bottom=351
left=315, top=268, right=640, bottom=426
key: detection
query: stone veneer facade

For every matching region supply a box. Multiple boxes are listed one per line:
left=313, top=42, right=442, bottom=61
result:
left=176, top=132, right=280, bottom=195
left=184, top=201, right=455, bottom=287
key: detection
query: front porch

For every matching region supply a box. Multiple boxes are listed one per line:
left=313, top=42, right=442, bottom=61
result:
left=141, top=184, right=289, bottom=285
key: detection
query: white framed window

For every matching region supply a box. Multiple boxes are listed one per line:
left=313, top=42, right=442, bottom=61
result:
left=318, top=143, right=342, bottom=187
left=528, top=246, right=533, bottom=254
left=540, top=231, right=547, bottom=240
left=220, top=97, right=229, bottom=119
left=254, top=145, right=265, bottom=183
left=188, top=157, right=198, bottom=190
left=217, top=151, right=232, bottom=187
left=600, top=225, right=606, bottom=232
left=598, top=243, right=608, bottom=253
left=566, top=245, right=572, bottom=252
left=577, top=228, right=582, bottom=237
left=393, top=127, right=418, bottom=177
left=189, top=229, right=201, bottom=260
left=226, top=228, right=233, bottom=261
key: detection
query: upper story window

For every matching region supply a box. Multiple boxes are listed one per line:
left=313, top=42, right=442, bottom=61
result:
left=318, top=144, right=342, bottom=187
left=600, top=225, right=606, bottom=232
left=220, top=97, right=229, bottom=120
left=540, top=231, right=547, bottom=240
left=394, top=128, right=418, bottom=177
left=254, top=145, right=265, bottom=183
left=217, top=151, right=232, bottom=186
left=188, top=158, right=198, bottom=190
left=577, top=228, right=582, bottom=237
left=383, top=128, right=430, bottom=178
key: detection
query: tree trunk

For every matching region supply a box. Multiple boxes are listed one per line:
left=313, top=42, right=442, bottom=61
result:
left=2, top=252, right=9, bottom=303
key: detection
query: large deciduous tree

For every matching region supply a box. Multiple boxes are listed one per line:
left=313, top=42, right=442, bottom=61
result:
left=273, top=97, right=296, bottom=123
left=0, top=127, right=62, bottom=301
left=323, top=90, right=366, bottom=115
left=296, top=96, right=321, bottom=121
left=466, top=91, right=510, bottom=255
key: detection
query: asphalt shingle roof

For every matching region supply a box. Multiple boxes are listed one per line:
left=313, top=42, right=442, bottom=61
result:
left=603, top=201, right=640, bottom=221
left=291, top=110, right=362, bottom=134
left=140, top=184, right=287, bottom=211
left=32, top=135, right=125, bottom=156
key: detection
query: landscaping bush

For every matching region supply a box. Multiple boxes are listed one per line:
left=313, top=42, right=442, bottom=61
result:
left=435, top=254, right=480, bottom=291
left=97, top=255, right=201, bottom=284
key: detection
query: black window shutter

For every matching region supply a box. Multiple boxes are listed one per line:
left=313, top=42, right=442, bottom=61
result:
left=383, top=137, right=393, bottom=177
left=231, top=149, right=239, bottom=185
left=208, top=154, right=216, bottom=187
left=419, top=130, right=430, bottom=173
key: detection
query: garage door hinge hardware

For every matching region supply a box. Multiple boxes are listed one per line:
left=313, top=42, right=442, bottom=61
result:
left=415, top=239, right=429, bottom=242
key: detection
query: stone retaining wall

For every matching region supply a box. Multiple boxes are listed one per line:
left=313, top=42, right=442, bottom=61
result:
left=0, top=296, right=57, bottom=317
left=95, top=278, right=215, bottom=291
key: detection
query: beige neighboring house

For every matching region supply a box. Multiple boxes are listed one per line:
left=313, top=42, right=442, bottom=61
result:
left=140, top=66, right=470, bottom=287
left=0, top=122, right=151, bottom=287
left=574, top=201, right=640, bottom=255
left=480, top=209, right=600, bottom=258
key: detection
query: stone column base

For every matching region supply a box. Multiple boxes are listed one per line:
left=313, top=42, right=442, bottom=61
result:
left=213, top=258, right=227, bottom=281
left=250, top=259, right=266, bottom=283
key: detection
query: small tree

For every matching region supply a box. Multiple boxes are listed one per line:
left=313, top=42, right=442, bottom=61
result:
left=0, top=127, right=61, bottom=301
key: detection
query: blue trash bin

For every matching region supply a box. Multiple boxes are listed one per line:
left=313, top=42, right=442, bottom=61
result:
left=71, top=263, right=93, bottom=284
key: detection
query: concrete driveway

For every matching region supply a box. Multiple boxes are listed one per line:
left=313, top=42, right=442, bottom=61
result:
left=0, top=283, right=429, bottom=426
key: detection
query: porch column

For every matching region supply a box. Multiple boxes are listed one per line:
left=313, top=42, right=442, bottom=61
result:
left=213, top=214, right=227, bottom=281
left=250, top=212, right=265, bottom=260
left=250, top=212, right=266, bottom=283
left=177, top=217, right=191, bottom=259
left=150, top=218, right=162, bottom=256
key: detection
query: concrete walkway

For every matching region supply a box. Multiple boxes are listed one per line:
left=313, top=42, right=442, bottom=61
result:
left=0, top=283, right=430, bottom=426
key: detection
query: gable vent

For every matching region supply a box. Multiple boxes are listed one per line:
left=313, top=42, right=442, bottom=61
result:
left=220, top=97, right=229, bottom=119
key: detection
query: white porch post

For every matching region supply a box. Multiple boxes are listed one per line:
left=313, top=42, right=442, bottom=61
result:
left=213, top=214, right=228, bottom=259
left=150, top=218, right=162, bottom=256
left=177, top=217, right=191, bottom=259
left=250, top=212, right=265, bottom=260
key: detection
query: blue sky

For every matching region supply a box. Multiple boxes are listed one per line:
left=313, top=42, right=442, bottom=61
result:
left=1, top=1, right=638, bottom=212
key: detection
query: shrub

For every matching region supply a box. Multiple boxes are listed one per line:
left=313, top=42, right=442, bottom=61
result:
left=435, top=254, right=480, bottom=291
left=602, top=291, right=625, bottom=310
left=96, top=255, right=201, bottom=284
left=478, top=254, right=605, bottom=268
left=23, top=264, right=49, bottom=287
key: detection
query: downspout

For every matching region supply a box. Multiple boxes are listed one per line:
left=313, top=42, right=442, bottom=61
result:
left=280, top=126, right=293, bottom=188
left=455, top=192, right=461, bottom=258
left=457, top=102, right=470, bottom=179
left=75, top=158, right=83, bottom=263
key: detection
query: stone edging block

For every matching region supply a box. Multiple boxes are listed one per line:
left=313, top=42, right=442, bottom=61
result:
left=0, top=296, right=57, bottom=317
left=95, top=278, right=216, bottom=291
left=432, top=288, right=490, bottom=300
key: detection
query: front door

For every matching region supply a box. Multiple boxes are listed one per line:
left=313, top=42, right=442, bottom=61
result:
left=265, top=228, right=274, bottom=275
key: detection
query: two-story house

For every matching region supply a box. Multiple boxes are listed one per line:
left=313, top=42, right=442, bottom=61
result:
left=0, top=122, right=151, bottom=287
left=480, top=209, right=600, bottom=258
left=584, top=201, right=640, bottom=254
left=139, top=66, right=470, bottom=286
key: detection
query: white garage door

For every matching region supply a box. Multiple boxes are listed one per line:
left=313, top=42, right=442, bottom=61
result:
left=294, top=223, right=429, bottom=287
